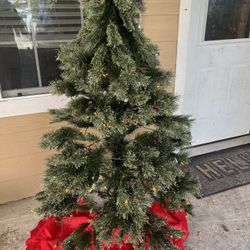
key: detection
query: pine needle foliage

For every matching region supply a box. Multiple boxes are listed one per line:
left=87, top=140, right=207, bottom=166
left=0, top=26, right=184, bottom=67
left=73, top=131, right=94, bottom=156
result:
left=35, top=0, right=199, bottom=249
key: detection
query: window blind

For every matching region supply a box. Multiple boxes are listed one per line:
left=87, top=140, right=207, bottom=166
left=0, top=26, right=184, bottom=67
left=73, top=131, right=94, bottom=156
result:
left=0, top=0, right=82, bottom=43
left=33, top=0, right=82, bottom=42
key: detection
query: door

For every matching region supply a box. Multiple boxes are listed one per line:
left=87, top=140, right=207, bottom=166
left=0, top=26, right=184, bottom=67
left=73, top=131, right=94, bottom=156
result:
left=176, top=0, right=250, bottom=145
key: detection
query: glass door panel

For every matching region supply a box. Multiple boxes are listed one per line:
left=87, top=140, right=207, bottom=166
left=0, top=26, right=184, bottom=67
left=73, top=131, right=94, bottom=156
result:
left=205, top=0, right=250, bottom=41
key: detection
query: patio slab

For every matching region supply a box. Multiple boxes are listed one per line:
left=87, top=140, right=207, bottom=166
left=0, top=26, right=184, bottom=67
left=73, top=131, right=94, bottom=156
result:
left=0, top=184, right=250, bottom=250
left=186, top=184, right=250, bottom=250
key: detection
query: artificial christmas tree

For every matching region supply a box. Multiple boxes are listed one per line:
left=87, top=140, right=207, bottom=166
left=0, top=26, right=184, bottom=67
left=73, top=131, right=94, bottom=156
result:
left=27, top=0, right=199, bottom=249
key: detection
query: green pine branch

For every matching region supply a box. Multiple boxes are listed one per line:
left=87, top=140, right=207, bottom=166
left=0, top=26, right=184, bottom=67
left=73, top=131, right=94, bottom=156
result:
left=35, top=0, right=200, bottom=249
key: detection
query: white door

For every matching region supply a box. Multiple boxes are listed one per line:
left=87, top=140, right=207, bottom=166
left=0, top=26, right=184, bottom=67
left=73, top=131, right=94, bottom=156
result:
left=176, top=0, right=250, bottom=145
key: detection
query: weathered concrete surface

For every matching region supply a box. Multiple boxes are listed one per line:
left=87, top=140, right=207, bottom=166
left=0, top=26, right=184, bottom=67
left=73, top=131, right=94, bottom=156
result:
left=186, top=184, right=250, bottom=250
left=0, top=198, right=39, bottom=250
left=1, top=185, right=250, bottom=250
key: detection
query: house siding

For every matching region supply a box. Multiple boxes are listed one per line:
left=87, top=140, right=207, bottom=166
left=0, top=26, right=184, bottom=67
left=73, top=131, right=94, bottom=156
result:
left=143, top=0, right=180, bottom=92
left=0, top=0, right=180, bottom=204
left=0, top=113, right=56, bottom=204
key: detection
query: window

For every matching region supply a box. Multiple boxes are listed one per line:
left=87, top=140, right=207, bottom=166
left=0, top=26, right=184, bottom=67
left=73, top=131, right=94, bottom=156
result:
left=0, top=0, right=82, bottom=98
left=205, top=0, right=250, bottom=41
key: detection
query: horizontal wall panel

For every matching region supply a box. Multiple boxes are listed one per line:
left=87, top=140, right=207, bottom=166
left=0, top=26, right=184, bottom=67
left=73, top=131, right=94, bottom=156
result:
left=0, top=113, right=60, bottom=204
left=0, top=152, right=50, bottom=183
left=0, top=174, right=43, bottom=204
left=144, top=0, right=180, bottom=16
left=142, top=0, right=180, bottom=93
left=0, top=113, right=52, bottom=135
left=0, top=113, right=63, bottom=134
left=0, top=127, right=54, bottom=160
left=158, top=41, right=178, bottom=71
left=142, top=15, right=179, bottom=43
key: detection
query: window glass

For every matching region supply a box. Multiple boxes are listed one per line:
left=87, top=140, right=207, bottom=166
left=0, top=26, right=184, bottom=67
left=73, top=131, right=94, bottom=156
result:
left=37, top=46, right=61, bottom=87
left=0, top=46, right=38, bottom=91
left=0, top=0, right=82, bottom=98
left=205, top=0, right=250, bottom=41
left=0, top=1, right=39, bottom=93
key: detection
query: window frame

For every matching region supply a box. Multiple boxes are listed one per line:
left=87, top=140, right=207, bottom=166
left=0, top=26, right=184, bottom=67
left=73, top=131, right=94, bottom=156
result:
left=0, top=92, right=69, bottom=118
left=1, top=86, right=50, bottom=98
left=0, top=1, right=84, bottom=117
left=200, top=0, right=250, bottom=46
left=0, top=1, right=84, bottom=119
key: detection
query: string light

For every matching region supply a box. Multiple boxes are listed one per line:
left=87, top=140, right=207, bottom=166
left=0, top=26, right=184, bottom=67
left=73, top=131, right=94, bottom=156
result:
left=102, top=71, right=109, bottom=79
left=156, top=84, right=162, bottom=90
left=101, top=123, right=110, bottom=128
left=152, top=186, right=157, bottom=193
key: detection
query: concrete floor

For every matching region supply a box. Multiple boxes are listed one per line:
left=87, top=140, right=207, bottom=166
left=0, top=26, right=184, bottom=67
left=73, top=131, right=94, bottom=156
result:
left=0, top=185, right=250, bottom=250
left=186, top=184, right=250, bottom=250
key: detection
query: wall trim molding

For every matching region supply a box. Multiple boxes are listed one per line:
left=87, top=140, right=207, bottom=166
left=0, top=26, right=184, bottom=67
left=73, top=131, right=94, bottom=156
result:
left=0, top=94, right=68, bottom=118
left=175, top=0, right=192, bottom=113
left=188, top=135, right=250, bottom=157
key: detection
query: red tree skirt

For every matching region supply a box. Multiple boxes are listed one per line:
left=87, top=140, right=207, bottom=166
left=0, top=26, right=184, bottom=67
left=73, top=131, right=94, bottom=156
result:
left=26, top=202, right=189, bottom=250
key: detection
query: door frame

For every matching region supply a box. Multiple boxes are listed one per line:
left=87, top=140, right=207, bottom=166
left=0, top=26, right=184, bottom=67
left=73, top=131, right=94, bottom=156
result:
left=175, top=0, right=192, bottom=113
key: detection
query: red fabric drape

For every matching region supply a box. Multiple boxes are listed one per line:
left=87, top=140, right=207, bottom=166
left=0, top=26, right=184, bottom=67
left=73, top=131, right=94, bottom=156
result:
left=26, top=203, right=189, bottom=250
